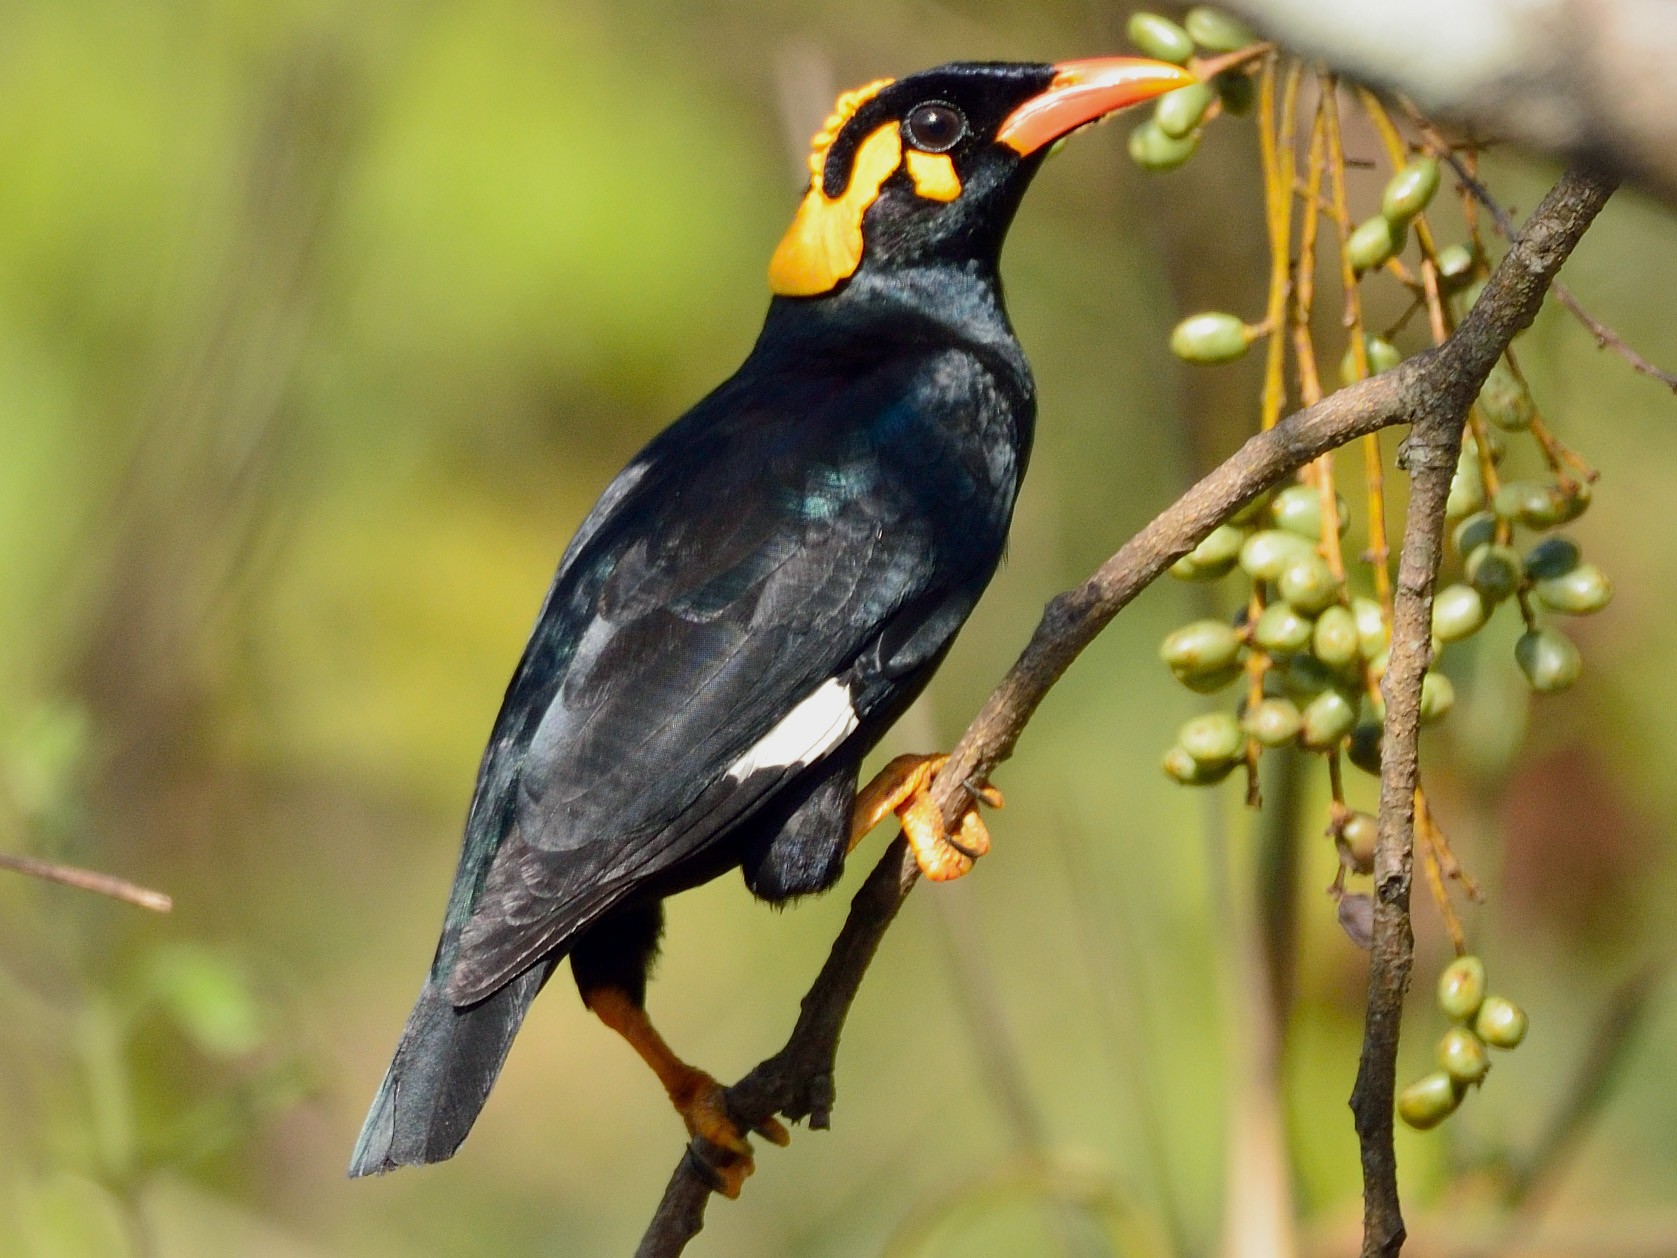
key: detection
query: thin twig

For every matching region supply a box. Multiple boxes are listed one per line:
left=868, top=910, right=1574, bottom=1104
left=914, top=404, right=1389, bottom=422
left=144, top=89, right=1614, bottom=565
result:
left=634, top=165, right=1618, bottom=1258
left=0, top=851, right=173, bottom=912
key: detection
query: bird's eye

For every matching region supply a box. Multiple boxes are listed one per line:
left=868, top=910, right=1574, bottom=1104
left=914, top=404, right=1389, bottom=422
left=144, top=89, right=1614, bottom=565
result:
left=902, top=102, right=967, bottom=153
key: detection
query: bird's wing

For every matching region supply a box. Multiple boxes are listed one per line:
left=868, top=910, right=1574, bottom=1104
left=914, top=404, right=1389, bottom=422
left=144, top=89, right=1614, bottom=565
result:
left=439, top=348, right=1017, bottom=1003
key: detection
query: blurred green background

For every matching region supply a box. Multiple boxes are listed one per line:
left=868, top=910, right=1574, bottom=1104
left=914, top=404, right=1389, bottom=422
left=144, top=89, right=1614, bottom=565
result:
left=2, top=1, right=1675, bottom=1255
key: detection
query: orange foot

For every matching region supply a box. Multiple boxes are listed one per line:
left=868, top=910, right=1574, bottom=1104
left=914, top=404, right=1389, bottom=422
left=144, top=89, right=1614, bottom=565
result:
left=669, top=1068, right=790, bottom=1199
left=850, top=753, right=1004, bottom=882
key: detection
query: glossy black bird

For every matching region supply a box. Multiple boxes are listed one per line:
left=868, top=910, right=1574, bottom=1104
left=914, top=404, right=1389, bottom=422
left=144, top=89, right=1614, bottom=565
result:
left=350, top=55, right=1194, bottom=1192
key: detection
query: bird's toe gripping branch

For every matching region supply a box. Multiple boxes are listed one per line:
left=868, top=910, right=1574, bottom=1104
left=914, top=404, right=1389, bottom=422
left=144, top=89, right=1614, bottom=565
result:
left=668, top=1069, right=791, bottom=1199
left=849, top=753, right=1004, bottom=882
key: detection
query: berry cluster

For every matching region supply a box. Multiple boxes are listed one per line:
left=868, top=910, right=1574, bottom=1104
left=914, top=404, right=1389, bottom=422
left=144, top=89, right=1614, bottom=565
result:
left=1398, top=956, right=1528, bottom=1129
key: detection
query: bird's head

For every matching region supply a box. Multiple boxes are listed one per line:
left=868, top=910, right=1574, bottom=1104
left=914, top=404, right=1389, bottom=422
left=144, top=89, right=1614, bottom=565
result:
left=768, top=58, right=1197, bottom=298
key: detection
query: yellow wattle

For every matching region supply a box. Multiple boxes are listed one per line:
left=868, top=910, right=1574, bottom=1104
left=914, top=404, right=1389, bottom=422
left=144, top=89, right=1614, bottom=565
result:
left=768, top=124, right=904, bottom=298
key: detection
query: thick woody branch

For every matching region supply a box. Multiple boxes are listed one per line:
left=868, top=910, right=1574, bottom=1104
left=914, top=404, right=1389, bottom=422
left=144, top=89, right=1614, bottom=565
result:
left=635, top=165, right=1616, bottom=1258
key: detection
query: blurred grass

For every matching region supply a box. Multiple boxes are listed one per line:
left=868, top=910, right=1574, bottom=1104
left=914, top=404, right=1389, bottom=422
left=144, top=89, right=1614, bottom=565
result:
left=1, top=2, right=1675, bottom=1256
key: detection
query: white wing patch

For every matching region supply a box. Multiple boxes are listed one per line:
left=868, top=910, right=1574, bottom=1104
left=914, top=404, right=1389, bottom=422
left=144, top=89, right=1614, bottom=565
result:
left=726, top=678, right=859, bottom=781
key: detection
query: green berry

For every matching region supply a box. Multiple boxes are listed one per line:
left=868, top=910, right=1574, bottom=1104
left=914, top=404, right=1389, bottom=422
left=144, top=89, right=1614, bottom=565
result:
left=1184, top=6, right=1257, bottom=50
left=1239, top=529, right=1316, bottom=581
left=1129, top=120, right=1200, bottom=171
left=1553, top=480, right=1592, bottom=523
left=1271, top=483, right=1349, bottom=539
left=1438, top=955, right=1487, bottom=1022
left=1171, top=523, right=1246, bottom=581
left=1214, top=70, right=1256, bottom=115
left=1162, top=743, right=1236, bottom=785
left=1348, top=215, right=1404, bottom=272
left=1435, top=243, right=1478, bottom=290
left=1380, top=157, right=1441, bottom=223
left=1437, top=1026, right=1491, bottom=1085
left=1339, top=336, right=1403, bottom=384
left=1432, top=583, right=1486, bottom=643
left=1474, top=996, right=1529, bottom=1049
left=1466, top=544, right=1523, bottom=604
left=1313, top=605, right=1362, bottom=668
left=1351, top=597, right=1390, bottom=659
left=1535, top=562, right=1612, bottom=615
left=1463, top=428, right=1506, bottom=466
left=1348, top=720, right=1383, bottom=775
left=1516, top=628, right=1582, bottom=692
left=1126, top=11, right=1196, bottom=63
left=1524, top=535, right=1581, bottom=580
left=1228, top=491, right=1272, bottom=527
left=1398, top=1071, right=1463, bottom=1130
left=1170, top=312, right=1249, bottom=363
left=1420, top=671, right=1455, bottom=723
left=1175, top=663, right=1244, bottom=694
left=1283, top=654, right=1337, bottom=701
left=1493, top=479, right=1565, bottom=529
left=1340, top=811, right=1378, bottom=874
left=1453, top=511, right=1498, bottom=558
left=1446, top=459, right=1487, bottom=519
left=1179, top=712, right=1245, bottom=767
left=1278, top=555, right=1342, bottom=615
left=1299, top=688, right=1357, bottom=750
left=1160, top=619, right=1243, bottom=675
left=1254, top=602, right=1314, bottom=654
left=1155, top=82, right=1215, bottom=139
left=1479, top=360, right=1535, bottom=431
left=1243, top=697, right=1302, bottom=747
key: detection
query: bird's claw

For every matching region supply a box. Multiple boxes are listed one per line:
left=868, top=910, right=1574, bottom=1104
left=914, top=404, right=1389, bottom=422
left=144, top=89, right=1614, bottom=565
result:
left=671, top=1073, right=790, bottom=1199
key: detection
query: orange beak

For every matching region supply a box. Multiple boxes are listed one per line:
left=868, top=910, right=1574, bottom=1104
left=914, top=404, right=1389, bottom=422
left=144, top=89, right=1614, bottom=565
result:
left=996, top=57, right=1199, bottom=155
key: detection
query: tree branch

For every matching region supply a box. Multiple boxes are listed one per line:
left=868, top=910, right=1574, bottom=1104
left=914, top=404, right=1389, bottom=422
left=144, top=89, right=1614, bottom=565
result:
left=634, top=165, right=1617, bottom=1258
left=0, top=850, right=173, bottom=913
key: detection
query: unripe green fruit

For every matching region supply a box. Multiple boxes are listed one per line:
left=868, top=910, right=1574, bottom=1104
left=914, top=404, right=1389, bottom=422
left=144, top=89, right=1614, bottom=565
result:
left=1156, top=82, right=1215, bottom=138
left=1535, top=562, right=1612, bottom=614
left=1175, top=663, right=1244, bottom=694
left=1432, top=583, right=1486, bottom=642
left=1446, top=460, right=1487, bottom=519
left=1129, top=120, right=1200, bottom=171
left=1516, top=628, right=1582, bottom=692
left=1341, top=811, right=1378, bottom=874
left=1437, top=1026, right=1491, bottom=1085
left=1436, top=243, right=1478, bottom=290
left=1494, top=479, right=1565, bottom=528
left=1381, top=157, right=1441, bottom=223
left=1398, top=1071, right=1463, bottom=1130
left=1339, top=335, right=1403, bottom=384
left=1463, top=428, right=1506, bottom=466
left=1348, top=721, right=1383, bottom=775
left=1162, top=743, right=1236, bottom=785
left=1554, top=479, right=1592, bottom=523
left=1240, top=529, right=1316, bottom=581
left=1348, top=215, right=1404, bottom=272
left=1453, top=511, right=1498, bottom=558
left=1126, top=12, right=1196, bottom=62
left=1215, top=70, right=1256, bottom=115
left=1467, top=544, right=1524, bottom=604
left=1244, top=697, right=1302, bottom=747
left=1299, top=688, right=1357, bottom=750
left=1171, top=523, right=1246, bottom=581
left=1171, top=312, right=1249, bottom=363
left=1228, top=491, right=1271, bottom=527
left=1479, top=360, right=1535, bottom=431
left=1161, top=619, right=1244, bottom=674
left=1271, top=483, right=1349, bottom=539
left=1179, top=711, right=1245, bottom=767
left=1420, top=671, right=1456, bottom=723
left=1474, top=996, right=1529, bottom=1049
left=1283, top=654, right=1337, bottom=701
left=1184, top=6, right=1257, bottom=50
left=1438, top=955, right=1487, bottom=1022
left=1278, top=556, right=1342, bottom=615
left=1254, top=602, right=1314, bottom=654
left=1351, top=597, right=1390, bottom=659
left=1524, top=535, right=1581, bottom=580
left=1313, top=605, right=1362, bottom=668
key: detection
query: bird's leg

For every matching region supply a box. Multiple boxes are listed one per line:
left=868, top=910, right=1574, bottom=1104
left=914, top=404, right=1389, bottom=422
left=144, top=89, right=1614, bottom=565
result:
left=584, top=985, right=789, bottom=1198
left=849, top=752, right=1004, bottom=881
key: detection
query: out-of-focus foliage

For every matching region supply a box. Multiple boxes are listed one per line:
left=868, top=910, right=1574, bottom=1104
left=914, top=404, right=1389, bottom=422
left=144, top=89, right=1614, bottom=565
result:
left=0, top=2, right=1674, bottom=1256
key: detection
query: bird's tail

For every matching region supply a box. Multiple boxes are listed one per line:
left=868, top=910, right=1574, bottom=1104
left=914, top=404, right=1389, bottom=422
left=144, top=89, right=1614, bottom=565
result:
left=348, top=958, right=559, bottom=1177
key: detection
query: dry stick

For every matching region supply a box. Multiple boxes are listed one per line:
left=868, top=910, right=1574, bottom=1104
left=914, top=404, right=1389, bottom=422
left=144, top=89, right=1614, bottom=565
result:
left=634, top=166, right=1617, bottom=1258
left=0, top=851, right=173, bottom=913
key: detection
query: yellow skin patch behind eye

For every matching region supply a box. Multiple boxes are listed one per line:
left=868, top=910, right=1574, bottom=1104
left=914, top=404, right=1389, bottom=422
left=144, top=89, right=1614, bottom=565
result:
left=768, top=79, right=968, bottom=297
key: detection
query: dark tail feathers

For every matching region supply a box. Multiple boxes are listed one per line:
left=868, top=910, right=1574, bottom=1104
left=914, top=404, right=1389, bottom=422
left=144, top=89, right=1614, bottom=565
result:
left=348, top=959, right=558, bottom=1177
